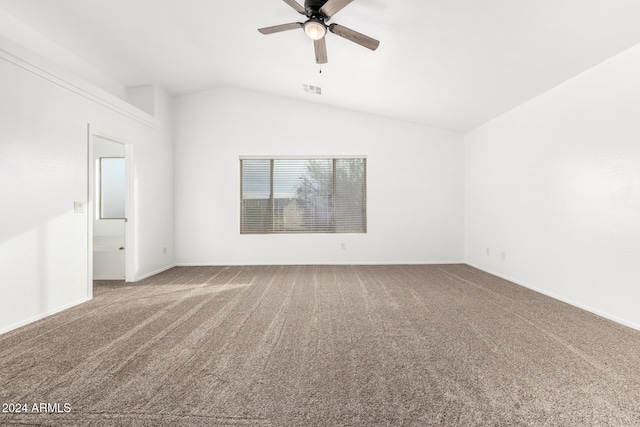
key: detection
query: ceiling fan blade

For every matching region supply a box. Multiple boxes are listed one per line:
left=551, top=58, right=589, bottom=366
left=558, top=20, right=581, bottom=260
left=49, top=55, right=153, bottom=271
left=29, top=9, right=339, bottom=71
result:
left=314, top=38, right=328, bottom=64
left=258, top=22, right=303, bottom=35
left=282, top=0, right=306, bottom=14
left=329, top=23, right=380, bottom=51
left=320, top=0, right=353, bottom=17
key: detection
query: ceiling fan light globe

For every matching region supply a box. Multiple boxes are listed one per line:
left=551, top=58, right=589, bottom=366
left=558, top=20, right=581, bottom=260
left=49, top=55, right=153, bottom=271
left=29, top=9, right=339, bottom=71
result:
left=304, top=20, right=326, bottom=40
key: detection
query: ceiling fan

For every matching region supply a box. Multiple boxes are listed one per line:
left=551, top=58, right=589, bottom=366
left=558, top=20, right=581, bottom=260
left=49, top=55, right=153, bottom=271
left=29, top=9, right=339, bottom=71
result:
left=258, top=0, right=380, bottom=64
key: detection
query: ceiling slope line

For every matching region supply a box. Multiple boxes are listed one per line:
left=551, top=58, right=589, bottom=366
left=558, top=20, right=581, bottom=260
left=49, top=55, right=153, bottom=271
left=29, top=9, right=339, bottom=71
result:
left=0, top=44, right=159, bottom=130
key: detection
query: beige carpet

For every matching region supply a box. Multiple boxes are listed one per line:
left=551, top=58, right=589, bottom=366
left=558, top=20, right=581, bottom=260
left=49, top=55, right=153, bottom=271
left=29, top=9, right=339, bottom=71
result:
left=1, top=264, right=640, bottom=426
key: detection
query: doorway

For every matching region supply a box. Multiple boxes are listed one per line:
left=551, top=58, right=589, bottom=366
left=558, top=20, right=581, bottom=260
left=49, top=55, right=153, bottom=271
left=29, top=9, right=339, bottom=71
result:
left=87, top=126, right=134, bottom=299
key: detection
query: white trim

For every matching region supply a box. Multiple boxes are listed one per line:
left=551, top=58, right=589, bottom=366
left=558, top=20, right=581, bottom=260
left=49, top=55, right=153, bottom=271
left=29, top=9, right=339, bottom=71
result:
left=0, top=298, right=89, bottom=336
left=87, top=126, right=94, bottom=300
left=466, top=262, right=640, bottom=333
left=175, top=261, right=465, bottom=267
left=123, top=145, right=135, bottom=282
left=136, top=264, right=176, bottom=281
left=0, top=43, right=159, bottom=129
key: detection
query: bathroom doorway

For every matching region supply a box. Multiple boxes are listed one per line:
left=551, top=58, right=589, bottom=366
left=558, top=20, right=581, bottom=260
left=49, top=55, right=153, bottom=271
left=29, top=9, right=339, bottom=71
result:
left=87, top=126, right=134, bottom=298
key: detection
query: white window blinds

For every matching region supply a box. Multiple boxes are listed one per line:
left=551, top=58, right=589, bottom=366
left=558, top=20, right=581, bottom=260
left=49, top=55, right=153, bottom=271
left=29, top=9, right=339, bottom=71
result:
left=241, top=157, right=366, bottom=234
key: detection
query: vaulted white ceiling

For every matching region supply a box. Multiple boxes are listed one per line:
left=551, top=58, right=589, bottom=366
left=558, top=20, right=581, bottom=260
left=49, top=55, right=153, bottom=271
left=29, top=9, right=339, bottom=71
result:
left=2, top=0, right=640, bottom=132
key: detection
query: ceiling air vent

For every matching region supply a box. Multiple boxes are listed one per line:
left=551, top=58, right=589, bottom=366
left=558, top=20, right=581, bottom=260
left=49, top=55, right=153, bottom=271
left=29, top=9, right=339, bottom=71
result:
left=303, top=84, right=322, bottom=95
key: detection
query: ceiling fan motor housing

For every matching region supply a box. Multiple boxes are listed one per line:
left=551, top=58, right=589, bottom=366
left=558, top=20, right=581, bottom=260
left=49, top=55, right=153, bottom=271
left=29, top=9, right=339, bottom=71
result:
left=305, top=0, right=330, bottom=17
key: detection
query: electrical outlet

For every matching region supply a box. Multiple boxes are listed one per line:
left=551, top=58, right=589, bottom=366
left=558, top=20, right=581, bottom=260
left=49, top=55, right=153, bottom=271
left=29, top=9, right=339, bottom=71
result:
left=74, top=202, right=85, bottom=213
left=501, top=251, right=506, bottom=261
left=341, top=243, right=346, bottom=251
left=485, top=247, right=490, bottom=256
left=163, top=247, right=167, bottom=255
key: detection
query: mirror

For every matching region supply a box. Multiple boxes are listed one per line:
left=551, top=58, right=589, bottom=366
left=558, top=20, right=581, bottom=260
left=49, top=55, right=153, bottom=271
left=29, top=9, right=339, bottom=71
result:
left=100, top=157, right=125, bottom=219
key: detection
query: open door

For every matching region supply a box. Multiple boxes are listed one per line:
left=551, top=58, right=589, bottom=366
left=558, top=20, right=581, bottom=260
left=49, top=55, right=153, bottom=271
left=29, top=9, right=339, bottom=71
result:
left=87, top=126, right=134, bottom=299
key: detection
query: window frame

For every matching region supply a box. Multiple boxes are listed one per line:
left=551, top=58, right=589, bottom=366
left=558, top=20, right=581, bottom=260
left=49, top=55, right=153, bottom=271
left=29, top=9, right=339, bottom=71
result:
left=239, top=155, right=367, bottom=235
left=98, top=156, right=126, bottom=220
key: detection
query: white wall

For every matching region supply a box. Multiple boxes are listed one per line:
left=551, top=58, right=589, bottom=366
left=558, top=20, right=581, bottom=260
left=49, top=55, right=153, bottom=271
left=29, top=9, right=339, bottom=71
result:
left=173, top=87, right=465, bottom=265
left=0, top=35, right=174, bottom=334
left=0, top=8, right=127, bottom=100
left=465, top=43, right=640, bottom=329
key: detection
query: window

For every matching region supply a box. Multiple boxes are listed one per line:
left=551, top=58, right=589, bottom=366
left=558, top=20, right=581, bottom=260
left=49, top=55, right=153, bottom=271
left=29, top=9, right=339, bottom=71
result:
left=240, top=157, right=366, bottom=234
left=99, top=157, right=126, bottom=219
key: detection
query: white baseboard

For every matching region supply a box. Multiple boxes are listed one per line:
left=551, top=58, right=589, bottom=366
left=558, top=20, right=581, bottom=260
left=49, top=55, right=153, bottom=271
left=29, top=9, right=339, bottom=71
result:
left=135, top=264, right=176, bottom=281
left=0, top=297, right=89, bottom=336
left=466, top=262, right=640, bottom=333
left=174, top=260, right=466, bottom=267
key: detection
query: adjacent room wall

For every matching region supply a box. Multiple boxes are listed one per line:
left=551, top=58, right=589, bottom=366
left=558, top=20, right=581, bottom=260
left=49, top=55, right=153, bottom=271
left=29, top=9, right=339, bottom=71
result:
left=465, top=43, right=640, bottom=329
left=0, top=35, right=174, bottom=334
left=173, top=87, right=465, bottom=265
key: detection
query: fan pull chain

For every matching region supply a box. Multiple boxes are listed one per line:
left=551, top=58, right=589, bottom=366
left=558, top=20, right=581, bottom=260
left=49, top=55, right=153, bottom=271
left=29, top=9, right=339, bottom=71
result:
left=319, top=64, right=322, bottom=74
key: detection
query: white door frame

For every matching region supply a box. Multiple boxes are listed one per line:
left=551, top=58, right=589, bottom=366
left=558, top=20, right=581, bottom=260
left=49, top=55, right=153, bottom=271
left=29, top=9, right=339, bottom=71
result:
left=87, top=124, right=135, bottom=299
